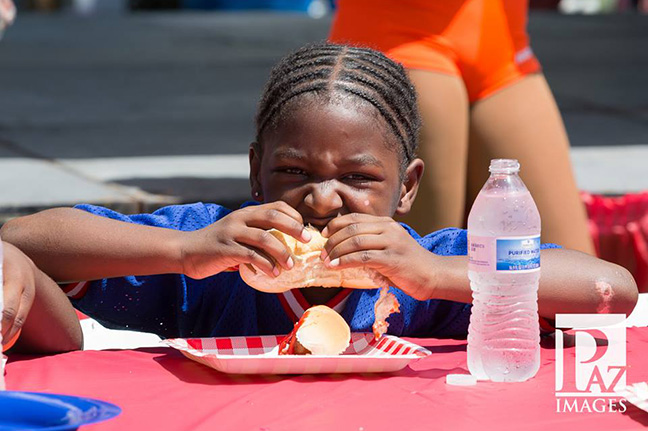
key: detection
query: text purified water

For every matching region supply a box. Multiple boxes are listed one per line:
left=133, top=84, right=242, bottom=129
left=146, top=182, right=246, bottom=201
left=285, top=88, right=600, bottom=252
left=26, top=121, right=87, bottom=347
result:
left=467, top=159, right=541, bottom=382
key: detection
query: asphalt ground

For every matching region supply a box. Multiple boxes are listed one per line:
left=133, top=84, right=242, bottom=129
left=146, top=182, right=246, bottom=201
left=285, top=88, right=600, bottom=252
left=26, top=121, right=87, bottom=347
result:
left=0, top=10, right=646, bottom=219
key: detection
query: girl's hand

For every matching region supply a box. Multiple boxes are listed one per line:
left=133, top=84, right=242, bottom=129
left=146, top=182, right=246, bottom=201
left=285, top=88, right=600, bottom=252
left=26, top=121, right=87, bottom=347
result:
left=2, top=242, right=37, bottom=347
left=321, top=214, right=438, bottom=300
left=181, top=201, right=312, bottom=280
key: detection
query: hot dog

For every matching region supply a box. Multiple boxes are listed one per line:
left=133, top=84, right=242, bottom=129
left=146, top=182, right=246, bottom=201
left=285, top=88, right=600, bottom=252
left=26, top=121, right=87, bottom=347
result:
left=239, top=227, right=399, bottom=340
left=238, top=227, right=389, bottom=293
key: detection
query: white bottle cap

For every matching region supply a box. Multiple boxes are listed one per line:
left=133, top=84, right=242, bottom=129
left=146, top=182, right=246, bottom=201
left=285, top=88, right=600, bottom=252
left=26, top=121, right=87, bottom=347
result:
left=445, top=374, right=478, bottom=386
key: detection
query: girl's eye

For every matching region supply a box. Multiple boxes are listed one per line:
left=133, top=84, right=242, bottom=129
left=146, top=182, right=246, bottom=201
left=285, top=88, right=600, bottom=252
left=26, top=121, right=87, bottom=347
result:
left=344, top=174, right=374, bottom=183
left=278, top=167, right=307, bottom=176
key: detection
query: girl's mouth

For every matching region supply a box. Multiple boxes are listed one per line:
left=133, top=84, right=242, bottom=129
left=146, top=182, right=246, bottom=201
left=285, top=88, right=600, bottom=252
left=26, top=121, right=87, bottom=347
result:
left=303, top=219, right=334, bottom=230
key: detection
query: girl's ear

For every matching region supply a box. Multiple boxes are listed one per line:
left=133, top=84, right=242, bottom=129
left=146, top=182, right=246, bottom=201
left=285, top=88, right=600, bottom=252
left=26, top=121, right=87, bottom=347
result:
left=395, top=158, right=424, bottom=216
left=249, top=142, right=263, bottom=202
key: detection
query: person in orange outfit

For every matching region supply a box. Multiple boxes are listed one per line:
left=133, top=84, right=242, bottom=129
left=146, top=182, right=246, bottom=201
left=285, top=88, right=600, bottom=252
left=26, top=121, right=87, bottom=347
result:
left=330, top=0, right=595, bottom=254
left=1, top=241, right=82, bottom=353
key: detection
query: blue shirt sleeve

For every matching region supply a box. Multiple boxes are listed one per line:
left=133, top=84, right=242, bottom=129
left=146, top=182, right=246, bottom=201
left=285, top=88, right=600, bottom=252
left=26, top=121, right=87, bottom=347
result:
left=74, top=202, right=231, bottom=230
left=71, top=202, right=234, bottom=337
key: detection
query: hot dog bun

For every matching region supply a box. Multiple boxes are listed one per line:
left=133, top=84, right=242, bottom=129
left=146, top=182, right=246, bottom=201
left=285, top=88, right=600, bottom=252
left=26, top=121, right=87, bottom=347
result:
left=279, top=305, right=351, bottom=355
left=239, top=227, right=389, bottom=293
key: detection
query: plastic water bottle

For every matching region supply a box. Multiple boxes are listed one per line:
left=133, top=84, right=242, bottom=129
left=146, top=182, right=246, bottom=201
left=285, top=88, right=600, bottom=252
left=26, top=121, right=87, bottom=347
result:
left=467, top=159, right=541, bottom=382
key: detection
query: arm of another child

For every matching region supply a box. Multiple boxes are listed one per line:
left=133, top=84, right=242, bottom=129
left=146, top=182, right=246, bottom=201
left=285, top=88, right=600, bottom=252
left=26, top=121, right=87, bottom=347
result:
left=3, top=242, right=82, bottom=354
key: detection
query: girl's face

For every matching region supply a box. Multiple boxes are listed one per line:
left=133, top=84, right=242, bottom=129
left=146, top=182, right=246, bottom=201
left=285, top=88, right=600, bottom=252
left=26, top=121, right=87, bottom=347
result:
left=250, top=99, right=423, bottom=230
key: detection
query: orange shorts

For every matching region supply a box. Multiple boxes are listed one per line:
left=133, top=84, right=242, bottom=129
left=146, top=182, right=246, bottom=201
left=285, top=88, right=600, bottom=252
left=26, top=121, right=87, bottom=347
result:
left=329, top=0, right=541, bottom=103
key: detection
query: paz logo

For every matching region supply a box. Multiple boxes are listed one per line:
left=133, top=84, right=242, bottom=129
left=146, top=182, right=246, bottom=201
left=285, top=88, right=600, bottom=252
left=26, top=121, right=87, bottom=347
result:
left=555, top=314, right=628, bottom=413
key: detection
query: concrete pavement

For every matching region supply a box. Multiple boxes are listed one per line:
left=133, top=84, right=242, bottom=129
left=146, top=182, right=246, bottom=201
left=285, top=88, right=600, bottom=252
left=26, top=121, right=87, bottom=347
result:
left=0, top=11, right=646, bottom=221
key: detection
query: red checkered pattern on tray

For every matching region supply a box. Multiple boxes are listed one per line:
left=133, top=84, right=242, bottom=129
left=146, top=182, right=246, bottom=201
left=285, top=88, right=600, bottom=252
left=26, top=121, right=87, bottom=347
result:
left=183, top=336, right=284, bottom=355
left=167, top=334, right=430, bottom=357
left=363, top=336, right=429, bottom=357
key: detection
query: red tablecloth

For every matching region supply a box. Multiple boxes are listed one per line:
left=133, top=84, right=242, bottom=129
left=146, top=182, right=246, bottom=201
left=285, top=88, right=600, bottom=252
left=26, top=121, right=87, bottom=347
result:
left=6, top=328, right=648, bottom=431
left=583, top=191, right=648, bottom=293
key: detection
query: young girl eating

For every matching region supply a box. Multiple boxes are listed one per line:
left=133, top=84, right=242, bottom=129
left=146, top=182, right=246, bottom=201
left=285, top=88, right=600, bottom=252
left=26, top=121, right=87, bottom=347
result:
left=0, top=43, right=638, bottom=340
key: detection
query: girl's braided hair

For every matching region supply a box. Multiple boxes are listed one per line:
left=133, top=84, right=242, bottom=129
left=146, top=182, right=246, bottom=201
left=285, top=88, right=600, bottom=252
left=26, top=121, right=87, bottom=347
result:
left=255, top=42, right=421, bottom=173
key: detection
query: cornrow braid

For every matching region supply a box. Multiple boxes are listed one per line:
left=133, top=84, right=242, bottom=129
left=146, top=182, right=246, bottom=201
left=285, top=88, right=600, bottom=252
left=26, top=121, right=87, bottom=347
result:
left=255, top=42, right=421, bottom=172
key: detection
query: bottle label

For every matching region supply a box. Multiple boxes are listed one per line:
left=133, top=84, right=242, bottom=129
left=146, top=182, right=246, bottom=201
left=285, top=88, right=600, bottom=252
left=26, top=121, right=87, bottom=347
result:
left=468, top=235, right=540, bottom=272
left=496, top=236, right=540, bottom=271
left=468, top=235, right=496, bottom=272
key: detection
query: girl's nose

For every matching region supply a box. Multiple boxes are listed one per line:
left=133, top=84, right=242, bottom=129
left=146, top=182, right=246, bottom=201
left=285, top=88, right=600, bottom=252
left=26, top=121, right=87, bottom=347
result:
left=303, top=180, right=344, bottom=215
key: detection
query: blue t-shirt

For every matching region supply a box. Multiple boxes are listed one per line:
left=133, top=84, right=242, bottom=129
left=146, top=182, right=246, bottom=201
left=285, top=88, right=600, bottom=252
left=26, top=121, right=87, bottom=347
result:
left=71, top=202, right=556, bottom=339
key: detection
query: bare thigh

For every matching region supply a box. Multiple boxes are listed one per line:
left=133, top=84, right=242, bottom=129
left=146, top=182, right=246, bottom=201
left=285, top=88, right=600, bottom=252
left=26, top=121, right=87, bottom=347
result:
left=398, top=70, right=469, bottom=233
left=467, top=74, right=594, bottom=254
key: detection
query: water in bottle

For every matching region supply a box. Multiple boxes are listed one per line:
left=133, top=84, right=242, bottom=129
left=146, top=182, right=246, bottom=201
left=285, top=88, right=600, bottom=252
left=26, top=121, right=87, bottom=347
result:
left=467, top=159, right=541, bottom=382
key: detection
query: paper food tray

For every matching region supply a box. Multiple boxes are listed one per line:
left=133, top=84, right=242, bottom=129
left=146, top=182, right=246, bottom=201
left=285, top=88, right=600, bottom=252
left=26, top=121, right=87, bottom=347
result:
left=164, top=333, right=430, bottom=374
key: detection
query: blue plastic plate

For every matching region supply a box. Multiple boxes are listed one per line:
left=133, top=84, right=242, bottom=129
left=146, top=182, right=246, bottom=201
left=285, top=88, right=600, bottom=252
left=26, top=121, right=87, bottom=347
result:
left=0, top=391, right=121, bottom=431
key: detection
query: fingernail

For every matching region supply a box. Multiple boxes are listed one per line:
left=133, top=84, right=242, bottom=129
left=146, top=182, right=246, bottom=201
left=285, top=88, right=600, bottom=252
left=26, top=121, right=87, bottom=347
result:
left=329, top=258, right=340, bottom=267
left=287, top=257, right=294, bottom=269
left=320, top=249, right=328, bottom=260
left=273, top=266, right=280, bottom=277
left=321, top=227, right=329, bottom=238
left=301, top=229, right=312, bottom=242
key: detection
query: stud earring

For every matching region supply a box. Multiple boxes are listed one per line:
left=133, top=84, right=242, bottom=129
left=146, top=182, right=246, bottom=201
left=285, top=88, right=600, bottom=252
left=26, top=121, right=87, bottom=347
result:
left=254, top=192, right=260, bottom=197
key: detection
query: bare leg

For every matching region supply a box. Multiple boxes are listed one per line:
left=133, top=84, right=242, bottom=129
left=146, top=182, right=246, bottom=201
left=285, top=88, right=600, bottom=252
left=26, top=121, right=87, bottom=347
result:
left=397, top=70, right=470, bottom=234
left=467, top=74, right=595, bottom=254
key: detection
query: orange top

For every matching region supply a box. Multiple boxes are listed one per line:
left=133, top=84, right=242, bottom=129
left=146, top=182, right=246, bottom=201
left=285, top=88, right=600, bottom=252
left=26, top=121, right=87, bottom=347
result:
left=329, top=0, right=541, bottom=102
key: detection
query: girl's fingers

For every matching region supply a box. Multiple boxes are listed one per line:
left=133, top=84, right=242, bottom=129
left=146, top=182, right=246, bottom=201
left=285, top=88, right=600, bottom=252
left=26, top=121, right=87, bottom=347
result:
left=325, top=249, right=386, bottom=271
left=244, top=203, right=311, bottom=243
left=322, top=213, right=392, bottom=238
left=266, top=200, right=304, bottom=223
left=4, top=286, right=34, bottom=345
left=236, top=244, right=280, bottom=278
left=1, top=280, right=34, bottom=341
left=323, top=222, right=388, bottom=258
left=1, top=279, right=21, bottom=339
left=237, top=227, right=295, bottom=271
left=324, top=233, right=386, bottom=266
